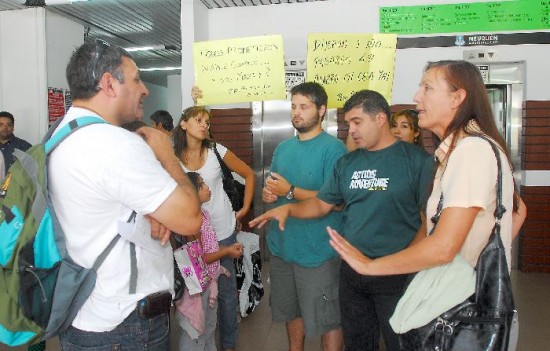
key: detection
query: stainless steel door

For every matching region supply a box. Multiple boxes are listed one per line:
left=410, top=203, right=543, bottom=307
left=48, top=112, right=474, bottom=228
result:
left=485, top=62, right=524, bottom=181
left=486, top=84, right=509, bottom=141
left=483, top=63, right=525, bottom=270
left=252, top=100, right=295, bottom=260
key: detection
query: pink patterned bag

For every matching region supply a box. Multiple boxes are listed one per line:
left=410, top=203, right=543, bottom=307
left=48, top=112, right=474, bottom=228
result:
left=173, top=239, right=211, bottom=295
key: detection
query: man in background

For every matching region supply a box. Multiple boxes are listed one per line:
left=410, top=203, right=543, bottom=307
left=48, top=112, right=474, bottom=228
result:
left=150, top=110, right=174, bottom=136
left=261, top=82, right=347, bottom=351
left=0, top=111, right=32, bottom=170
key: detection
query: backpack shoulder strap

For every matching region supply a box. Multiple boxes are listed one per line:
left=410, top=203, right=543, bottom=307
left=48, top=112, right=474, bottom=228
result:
left=90, top=213, right=138, bottom=295
left=44, top=116, right=107, bottom=154
left=45, top=119, right=138, bottom=294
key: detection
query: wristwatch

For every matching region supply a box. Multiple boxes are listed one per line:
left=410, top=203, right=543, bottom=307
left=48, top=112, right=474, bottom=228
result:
left=285, top=185, right=295, bottom=200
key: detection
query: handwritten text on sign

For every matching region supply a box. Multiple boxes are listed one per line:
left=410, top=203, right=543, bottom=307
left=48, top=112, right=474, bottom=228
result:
left=194, top=35, right=286, bottom=105
left=307, top=33, right=397, bottom=108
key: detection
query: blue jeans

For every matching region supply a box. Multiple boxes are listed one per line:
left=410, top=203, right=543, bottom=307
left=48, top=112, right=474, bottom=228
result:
left=340, top=261, right=409, bottom=351
left=218, top=232, right=239, bottom=350
left=59, top=310, right=170, bottom=351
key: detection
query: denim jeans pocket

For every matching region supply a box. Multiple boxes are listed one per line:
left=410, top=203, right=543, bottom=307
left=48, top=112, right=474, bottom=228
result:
left=318, top=283, right=341, bottom=327
left=145, top=312, right=170, bottom=349
left=61, top=331, right=121, bottom=351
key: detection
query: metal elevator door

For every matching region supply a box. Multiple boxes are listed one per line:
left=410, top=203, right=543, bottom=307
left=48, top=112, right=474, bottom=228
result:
left=486, top=84, right=510, bottom=143
left=479, top=62, right=524, bottom=270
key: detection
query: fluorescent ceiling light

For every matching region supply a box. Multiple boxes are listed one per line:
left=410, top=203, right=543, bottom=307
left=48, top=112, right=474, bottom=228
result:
left=125, top=44, right=178, bottom=52
left=47, top=0, right=88, bottom=4
left=21, top=0, right=89, bottom=4
left=140, top=66, right=182, bottom=72
left=125, top=45, right=166, bottom=52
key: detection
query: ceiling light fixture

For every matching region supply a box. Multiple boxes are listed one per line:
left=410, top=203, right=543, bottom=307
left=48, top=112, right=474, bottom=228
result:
left=21, top=0, right=89, bottom=5
left=140, top=66, right=182, bottom=72
left=125, top=44, right=179, bottom=52
left=48, top=0, right=89, bottom=3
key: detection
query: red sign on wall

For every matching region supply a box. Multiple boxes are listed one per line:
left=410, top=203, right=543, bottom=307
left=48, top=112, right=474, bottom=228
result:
left=48, top=87, right=65, bottom=126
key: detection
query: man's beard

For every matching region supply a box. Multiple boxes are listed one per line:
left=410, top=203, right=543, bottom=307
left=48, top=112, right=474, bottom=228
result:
left=292, top=114, right=321, bottom=134
left=0, top=132, right=13, bottom=142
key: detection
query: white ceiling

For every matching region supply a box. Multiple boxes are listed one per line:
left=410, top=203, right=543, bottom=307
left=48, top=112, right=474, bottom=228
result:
left=0, top=0, right=326, bottom=86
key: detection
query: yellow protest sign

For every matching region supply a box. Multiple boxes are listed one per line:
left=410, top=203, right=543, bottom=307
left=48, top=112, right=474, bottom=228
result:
left=307, top=33, right=397, bottom=108
left=193, top=35, right=286, bottom=105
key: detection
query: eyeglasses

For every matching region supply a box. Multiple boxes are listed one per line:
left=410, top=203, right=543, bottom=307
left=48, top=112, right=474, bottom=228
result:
left=92, top=40, right=110, bottom=89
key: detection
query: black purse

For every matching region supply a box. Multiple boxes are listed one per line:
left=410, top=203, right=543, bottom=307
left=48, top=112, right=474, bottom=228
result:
left=399, top=136, right=517, bottom=351
left=213, top=145, right=245, bottom=212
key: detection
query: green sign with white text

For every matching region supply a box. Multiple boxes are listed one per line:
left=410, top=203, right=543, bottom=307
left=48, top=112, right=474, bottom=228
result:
left=380, top=1, right=550, bottom=35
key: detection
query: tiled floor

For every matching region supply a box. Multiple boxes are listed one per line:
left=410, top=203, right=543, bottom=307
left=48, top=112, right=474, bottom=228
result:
left=2, top=264, right=550, bottom=351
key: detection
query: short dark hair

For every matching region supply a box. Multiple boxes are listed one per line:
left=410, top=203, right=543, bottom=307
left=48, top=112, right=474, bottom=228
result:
left=66, top=41, right=132, bottom=100
left=343, top=90, right=391, bottom=121
left=150, top=110, right=174, bottom=131
left=120, top=120, right=147, bottom=132
left=0, top=111, right=14, bottom=125
left=290, top=82, right=328, bottom=111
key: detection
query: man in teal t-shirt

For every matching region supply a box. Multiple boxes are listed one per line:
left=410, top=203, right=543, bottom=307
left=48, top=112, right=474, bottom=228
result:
left=251, top=90, right=433, bottom=351
left=261, top=82, right=346, bottom=351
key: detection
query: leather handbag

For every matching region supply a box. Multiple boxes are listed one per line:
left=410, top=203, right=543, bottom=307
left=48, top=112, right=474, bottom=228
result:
left=399, top=136, right=517, bottom=351
left=213, top=145, right=245, bottom=212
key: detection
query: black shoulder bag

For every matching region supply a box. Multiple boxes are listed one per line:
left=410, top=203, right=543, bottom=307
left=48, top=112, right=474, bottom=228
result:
left=212, top=145, right=245, bottom=212
left=399, top=136, right=517, bottom=351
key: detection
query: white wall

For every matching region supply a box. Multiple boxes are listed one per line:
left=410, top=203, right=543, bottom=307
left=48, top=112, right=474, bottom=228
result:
left=193, top=0, right=209, bottom=43
left=205, top=0, right=550, bottom=104
left=0, top=8, right=84, bottom=145
left=143, top=81, right=170, bottom=125
left=180, top=0, right=211, bottom=109
left=393, top=45, right=550, bottom=103
left=167, top=74, right=182, bottom=122
left=45, top=10, right=84, bottom=91
left=0, top=8, right=48, bottom=145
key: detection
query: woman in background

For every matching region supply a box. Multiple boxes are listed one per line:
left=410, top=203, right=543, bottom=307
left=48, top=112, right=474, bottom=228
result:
left=173, top=106, right=255, bottom=351
left=390, top=109, right=423, bottom=147
left=347, top=109, right=423, bottom=151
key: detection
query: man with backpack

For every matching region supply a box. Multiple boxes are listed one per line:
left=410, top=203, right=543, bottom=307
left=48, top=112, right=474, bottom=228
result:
left=47, top=42, right=202, bottom=350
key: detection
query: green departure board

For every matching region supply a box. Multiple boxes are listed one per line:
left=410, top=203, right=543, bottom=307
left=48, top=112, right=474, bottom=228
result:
left=380, top=1, right=550, bottom=35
